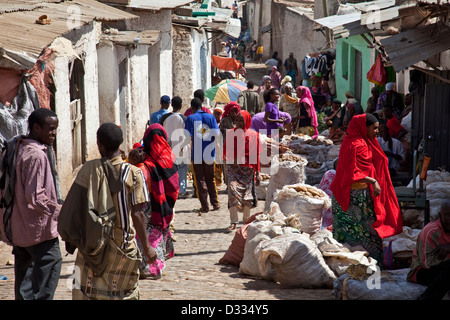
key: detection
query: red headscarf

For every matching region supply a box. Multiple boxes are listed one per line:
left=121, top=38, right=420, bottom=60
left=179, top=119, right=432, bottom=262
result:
left=140, top=124, right=179, bottom=229
left=296, top=86, right=319, bottom=138
left=221, top=101, right=241, bottom=120
left=223, top=110, right=261, bottom=171
left=330, top=114, right=402, bottom=238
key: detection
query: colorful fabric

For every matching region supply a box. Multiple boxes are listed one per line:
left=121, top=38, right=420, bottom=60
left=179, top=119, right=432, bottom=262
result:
left=407, top=219, right=450, bottom=282
left=221, top=101, right=241, bottom=120
left=264, top=102, right=282, bottom=136
left=386, top=116, right=404, bottom=137
left=141, top=124, right=179, bottom=230
left=332, top=189, right=383, bottom=262
left=330, top=114, right=402, bottom=239
left=318, top=169, right=336, bottom=229
left=223, top=110, right=261, bottom=172
left=250, top=111, right=291, bottom=133
left=136, top=223, right=174, bottom=279
left=270, top=67, right=282, bottom=89
left=205, top=79, right=247, bottom=103
left=296, top=86, right=319, bottom=137
left=226, top=165, right=257, bottom=210
left=211, top=55, right=242, bottom=72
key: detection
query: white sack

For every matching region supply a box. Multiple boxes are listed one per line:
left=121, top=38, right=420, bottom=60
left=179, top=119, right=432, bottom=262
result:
left=258, top=233, right=336, bottom=288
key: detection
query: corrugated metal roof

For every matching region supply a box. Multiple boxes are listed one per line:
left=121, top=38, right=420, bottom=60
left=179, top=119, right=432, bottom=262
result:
left=380, top=23, right=450, bottom=72
left=118, top=0, right=195, bottom=10
left=314, top=0, right=415, bottom=38
left=0, top=0, right=137, bottom=69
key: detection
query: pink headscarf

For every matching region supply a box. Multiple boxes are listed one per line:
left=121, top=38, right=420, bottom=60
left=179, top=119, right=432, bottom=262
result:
left=296, top=86, right=319, bottom=138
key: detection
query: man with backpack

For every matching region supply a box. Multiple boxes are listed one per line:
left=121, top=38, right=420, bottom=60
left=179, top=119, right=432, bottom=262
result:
left=58, top=123, right=156, bottom=300
left=0, top=108, right=62, bottom=300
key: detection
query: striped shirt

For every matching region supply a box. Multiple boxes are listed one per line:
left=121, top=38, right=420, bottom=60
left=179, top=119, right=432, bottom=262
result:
left=407, top=219, right=450, bottom=282
left=12, top=139, right=61, bottom=247
left=110, top=156, right=150, bottom=250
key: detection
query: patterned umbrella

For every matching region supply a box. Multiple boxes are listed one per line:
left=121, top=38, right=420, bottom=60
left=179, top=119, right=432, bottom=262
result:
left=205, top=79, right=247, bottom=103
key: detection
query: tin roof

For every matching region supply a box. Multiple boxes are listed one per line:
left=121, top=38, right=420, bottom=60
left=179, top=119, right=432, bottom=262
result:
left=104, top=0, right=195, bottom=10
left=380, top=23, right=450, bottom=72
left=0, top=0, right=137, bottom=69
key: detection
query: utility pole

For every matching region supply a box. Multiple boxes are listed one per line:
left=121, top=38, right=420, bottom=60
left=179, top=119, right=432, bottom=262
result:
left=322, top=0, right=332, bottom=48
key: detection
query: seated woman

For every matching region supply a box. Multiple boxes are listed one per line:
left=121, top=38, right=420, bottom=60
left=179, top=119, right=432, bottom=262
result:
left=296, top=86, right=319, bottom=138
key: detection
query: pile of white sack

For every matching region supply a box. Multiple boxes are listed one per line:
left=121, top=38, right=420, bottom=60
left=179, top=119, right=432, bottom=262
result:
left=238, top=201, right=378, bottom=289
left=403, top=169, right=450, bottom=227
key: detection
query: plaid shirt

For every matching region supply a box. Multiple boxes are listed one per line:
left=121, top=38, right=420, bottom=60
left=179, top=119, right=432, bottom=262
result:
left=11, top=139, right=61, bottom=247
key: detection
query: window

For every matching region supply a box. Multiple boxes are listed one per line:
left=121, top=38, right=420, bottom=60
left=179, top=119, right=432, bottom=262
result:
left=342, top=42, right=349, bottom=80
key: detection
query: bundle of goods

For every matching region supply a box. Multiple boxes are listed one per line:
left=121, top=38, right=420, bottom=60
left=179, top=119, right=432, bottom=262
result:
left=264, top=154, right=308, bottom=212
left=255, top=173, right=270, bottom=200
left=332, top=267, right=430, bottom=300
left=404, top=169, right=450, bottom=223
left=274, top=183, right=330, bottom=235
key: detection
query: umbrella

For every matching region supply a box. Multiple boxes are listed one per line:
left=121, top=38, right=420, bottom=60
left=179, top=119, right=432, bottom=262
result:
left=205, top=79, right=247, bottom=103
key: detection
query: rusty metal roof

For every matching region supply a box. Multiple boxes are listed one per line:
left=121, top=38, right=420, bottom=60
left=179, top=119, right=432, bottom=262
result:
left=380, top=23, right=450, bottom=72
left=0, top=0, right=137, bottom=69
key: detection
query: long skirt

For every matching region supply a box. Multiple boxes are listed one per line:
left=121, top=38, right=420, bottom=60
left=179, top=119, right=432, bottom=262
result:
left=227, top=165, right=257, bottom=210
left=136, top=225, right=174, bottom=279
left=332, top=188, right=383, bottom=263
left=72, top=239, right=141, bottom=300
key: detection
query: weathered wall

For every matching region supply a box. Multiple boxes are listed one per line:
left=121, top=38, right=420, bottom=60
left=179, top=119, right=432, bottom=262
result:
left=172, top=26, right=211, bottom=113
left=124, top=9, right=173, bottom=116
left=54, top=21, right=101, bottom=195
left=271, top=4, right=327, bottom=86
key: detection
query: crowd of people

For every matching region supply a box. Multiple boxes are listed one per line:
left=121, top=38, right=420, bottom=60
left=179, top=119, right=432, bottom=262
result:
left=0, top=59, right=448, bottom=301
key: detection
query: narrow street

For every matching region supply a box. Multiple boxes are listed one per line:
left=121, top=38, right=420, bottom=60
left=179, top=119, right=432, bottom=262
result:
left=0, top=183, right=335, bottom=301
left=0, top=61, right=335, bottom=301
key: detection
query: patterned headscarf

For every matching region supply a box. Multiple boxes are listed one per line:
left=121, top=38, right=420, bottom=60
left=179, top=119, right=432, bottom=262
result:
left=141, top=124, right=179, bottom=229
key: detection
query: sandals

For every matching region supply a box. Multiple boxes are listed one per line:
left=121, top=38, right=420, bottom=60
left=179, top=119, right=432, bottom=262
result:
left=226, top=223, right=237, bottom=232
left=193, top=208, right=208, bottom=216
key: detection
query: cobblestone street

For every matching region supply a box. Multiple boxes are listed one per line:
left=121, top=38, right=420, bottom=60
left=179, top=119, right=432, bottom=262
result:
left=0, top=183, right=335, bottom=301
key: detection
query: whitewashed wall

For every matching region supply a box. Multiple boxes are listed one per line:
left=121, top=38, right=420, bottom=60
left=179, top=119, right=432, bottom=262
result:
left=124, top=9, right=173, bottom=116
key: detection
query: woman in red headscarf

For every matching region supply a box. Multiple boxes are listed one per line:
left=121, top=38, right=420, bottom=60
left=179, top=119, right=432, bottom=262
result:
left=330, top=114, right=402, bottom=263
left=134, top=123, right=179, bottom=279
left=296, top=86, right=319, bottom=138
left=219, top=102, right=242, bottom=186
left=223, top=110, right=262, bottom=231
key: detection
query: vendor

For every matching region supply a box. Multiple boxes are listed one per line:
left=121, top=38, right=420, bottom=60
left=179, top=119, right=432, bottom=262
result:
left=407, top=200, right=450, bottom=300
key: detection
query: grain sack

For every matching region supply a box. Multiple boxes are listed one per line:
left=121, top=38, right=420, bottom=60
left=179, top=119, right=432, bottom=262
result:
left=264, top=154, right=307, bottom=212
left=258, top=233, right=336, bottom=288
left=219, top=213, right=263, bottom=266
left=275, top=183, right=331, bottom=235
left=239, top=203, right=301, bottom=278
left=311, top=229, right=378, bottom=277
left=332, top=268, right=429, bottom=300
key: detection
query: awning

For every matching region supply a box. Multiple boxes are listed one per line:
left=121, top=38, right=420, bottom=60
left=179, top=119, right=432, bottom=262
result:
left=379, top=23, right=450, bottom=72
left=0, top=0, right=137, bottom=70
left=211, top=55, right=242, bottom=72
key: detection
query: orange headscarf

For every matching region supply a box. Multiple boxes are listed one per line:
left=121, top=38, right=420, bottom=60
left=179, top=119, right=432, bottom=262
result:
left=330, top=114, right=402, bottom=238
